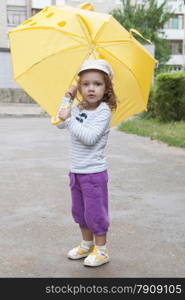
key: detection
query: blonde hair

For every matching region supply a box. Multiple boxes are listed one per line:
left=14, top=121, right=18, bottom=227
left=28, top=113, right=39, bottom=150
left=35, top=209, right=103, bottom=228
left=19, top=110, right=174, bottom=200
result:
left=76, top=71, right=118, bottom=111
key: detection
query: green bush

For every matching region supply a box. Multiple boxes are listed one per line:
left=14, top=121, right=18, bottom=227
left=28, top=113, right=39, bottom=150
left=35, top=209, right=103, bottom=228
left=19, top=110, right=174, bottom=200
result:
left=138, top=87, right=156, bottom=119
left=151, top=72, right=185, bottom=122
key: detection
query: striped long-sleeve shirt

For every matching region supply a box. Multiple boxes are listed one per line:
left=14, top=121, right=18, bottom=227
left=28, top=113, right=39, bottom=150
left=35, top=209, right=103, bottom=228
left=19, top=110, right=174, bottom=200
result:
left=57, top=97, right=112, bottom=174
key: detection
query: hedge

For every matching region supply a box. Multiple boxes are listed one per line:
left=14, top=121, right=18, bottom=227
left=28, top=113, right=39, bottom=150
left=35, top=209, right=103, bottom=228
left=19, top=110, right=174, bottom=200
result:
left=146, top=72, right=185, bottom=122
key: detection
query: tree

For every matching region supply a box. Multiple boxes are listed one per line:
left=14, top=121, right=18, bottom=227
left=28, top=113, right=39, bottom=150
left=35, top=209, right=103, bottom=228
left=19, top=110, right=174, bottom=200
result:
left=110, top=0, right=174, bottom=70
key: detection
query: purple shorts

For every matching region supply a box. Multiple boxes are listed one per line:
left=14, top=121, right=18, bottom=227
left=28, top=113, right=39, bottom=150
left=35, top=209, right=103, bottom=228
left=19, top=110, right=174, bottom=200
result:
left=68, top=170, right=109, bottom=236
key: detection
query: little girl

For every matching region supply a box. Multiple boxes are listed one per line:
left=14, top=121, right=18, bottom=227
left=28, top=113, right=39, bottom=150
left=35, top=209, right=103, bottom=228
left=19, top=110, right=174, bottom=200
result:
left=57, top=59, right=117, bottom=267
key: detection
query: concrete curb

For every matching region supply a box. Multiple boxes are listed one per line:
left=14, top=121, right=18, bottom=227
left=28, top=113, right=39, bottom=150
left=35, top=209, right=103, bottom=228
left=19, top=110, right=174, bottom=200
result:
left=0, top=113, right=49, bottom=118
left=0, top=103, right=49, bottom=118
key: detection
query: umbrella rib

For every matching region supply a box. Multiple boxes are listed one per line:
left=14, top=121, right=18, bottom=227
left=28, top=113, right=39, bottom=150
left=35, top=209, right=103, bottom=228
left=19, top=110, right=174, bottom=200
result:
left=76, top=14, right=92, bottom=44
left=93, top=21, right=109, bottom=43
left=93, top=22, right=132, bottom=49
left=99, top=47, right=146, bottom=108
left=97, top=40, right=132, bottom=46
left=94, top=20, right=131, bottom=46
left=9, top=26, right=87, bottom=45
left=14, top=44, right=89, bottom=81
left=98, top=40, right=157, bottom=62
left=95, top=41, right=132, bottom=51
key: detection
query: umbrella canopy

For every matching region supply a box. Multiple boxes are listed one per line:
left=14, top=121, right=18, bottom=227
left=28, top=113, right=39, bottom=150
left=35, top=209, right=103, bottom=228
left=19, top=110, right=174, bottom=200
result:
left=7, top=2, right=157, bottom=127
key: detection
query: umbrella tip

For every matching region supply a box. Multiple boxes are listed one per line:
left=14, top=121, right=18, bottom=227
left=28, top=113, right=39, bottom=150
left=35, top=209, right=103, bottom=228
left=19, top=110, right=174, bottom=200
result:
left=78, top=2, right=94, bottom=11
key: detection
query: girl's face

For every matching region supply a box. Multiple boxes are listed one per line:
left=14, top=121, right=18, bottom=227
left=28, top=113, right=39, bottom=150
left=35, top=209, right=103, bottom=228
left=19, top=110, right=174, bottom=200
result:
left=80, top=70, right=106, bottom=109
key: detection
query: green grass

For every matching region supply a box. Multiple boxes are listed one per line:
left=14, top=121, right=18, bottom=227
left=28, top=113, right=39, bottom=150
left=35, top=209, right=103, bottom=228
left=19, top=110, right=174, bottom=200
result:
left=118, top=118, right=185, bottom=148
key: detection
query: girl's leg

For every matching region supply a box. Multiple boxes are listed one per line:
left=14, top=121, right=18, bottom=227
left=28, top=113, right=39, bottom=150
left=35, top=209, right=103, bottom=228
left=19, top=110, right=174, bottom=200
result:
left=95, top=234, right=106, bottom=246
left=69, top=173, right=88, bottom=228
left=67, top=173, right=94, bottom=260
left=80, top=226, right=94, bottom=241
left=80, top=171, right=109, bottom=238
left=84, top=233, right=109, bottom=267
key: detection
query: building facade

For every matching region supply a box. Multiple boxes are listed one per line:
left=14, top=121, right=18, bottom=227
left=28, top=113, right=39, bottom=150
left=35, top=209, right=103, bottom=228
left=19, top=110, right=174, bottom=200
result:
left=0, top=0, right=184, bottom=87
left=134, top=0, right=185, bottom=71
left=0, top=0, right=29, bottom=87
left=64, top=0, right=122, bottom=13
left=162, top=0, right=185, bottom=71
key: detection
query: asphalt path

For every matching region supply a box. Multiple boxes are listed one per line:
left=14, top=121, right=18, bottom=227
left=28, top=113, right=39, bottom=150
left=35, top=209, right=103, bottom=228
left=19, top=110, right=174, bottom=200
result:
left=0, top=117, right=185, bottom=277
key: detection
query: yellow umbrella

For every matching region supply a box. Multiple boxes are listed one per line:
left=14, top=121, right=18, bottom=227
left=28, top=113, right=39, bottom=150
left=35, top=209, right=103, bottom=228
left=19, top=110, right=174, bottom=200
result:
left=7, top=2, right=157, bottom=127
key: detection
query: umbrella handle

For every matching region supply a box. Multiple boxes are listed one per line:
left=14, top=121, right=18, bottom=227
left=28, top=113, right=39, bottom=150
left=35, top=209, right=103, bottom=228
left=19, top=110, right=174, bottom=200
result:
left=129, top=29, right=152, bottom=44
left=51, top=117, right=63, bottom=125
left=51, top=104, right=70, bottom=125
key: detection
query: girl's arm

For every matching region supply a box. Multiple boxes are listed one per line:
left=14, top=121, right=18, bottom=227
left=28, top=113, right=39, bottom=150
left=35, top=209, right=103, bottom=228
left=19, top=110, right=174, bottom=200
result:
left=56, top=86, right=77, bottom=129
left=56, top=97, right=72, bottom=129
left=57, top=118, right=70, bottom=129
left=68, top=108, right=112, bottom=145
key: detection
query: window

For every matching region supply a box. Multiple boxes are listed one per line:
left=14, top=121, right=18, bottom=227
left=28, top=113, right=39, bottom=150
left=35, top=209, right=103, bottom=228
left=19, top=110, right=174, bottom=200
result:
left=32, top=8, right=42, bottom=16
left=164, top=15, right=183, bottom=29
left=131, top=0, right=148, bottom=3
left=169, top=40, right=183, bottom=55
left=178, top=15, right=183, bottom=28
left=171, top=17, right=179, bottom=29
left=7, top=5, right=26, bottom=26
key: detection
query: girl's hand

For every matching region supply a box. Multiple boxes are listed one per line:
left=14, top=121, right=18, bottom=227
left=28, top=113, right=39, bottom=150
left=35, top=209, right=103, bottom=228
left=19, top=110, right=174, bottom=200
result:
left=64, top=85, right=77, bottom=99
left=57, top=107, right=71, bottom=121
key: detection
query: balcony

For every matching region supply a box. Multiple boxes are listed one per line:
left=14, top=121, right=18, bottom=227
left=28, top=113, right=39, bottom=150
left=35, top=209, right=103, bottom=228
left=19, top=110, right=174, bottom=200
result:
left=166, top=54, right=184, bottom=65
left=163, top=29, right=185, bottom=40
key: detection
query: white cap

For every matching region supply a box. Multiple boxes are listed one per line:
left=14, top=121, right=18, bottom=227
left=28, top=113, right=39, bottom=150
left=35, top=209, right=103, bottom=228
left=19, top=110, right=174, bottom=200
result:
left=78, top=59, right=113, bottom=79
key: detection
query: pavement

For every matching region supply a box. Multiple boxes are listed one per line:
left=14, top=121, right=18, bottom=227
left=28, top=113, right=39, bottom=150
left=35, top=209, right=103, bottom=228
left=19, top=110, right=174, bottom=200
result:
left=0, top=103, right=185, bottom=278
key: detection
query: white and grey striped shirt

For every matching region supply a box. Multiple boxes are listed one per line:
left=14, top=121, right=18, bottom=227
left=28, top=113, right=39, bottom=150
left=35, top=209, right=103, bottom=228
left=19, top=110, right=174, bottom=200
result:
left=57, top=97, right=112, bottom=174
